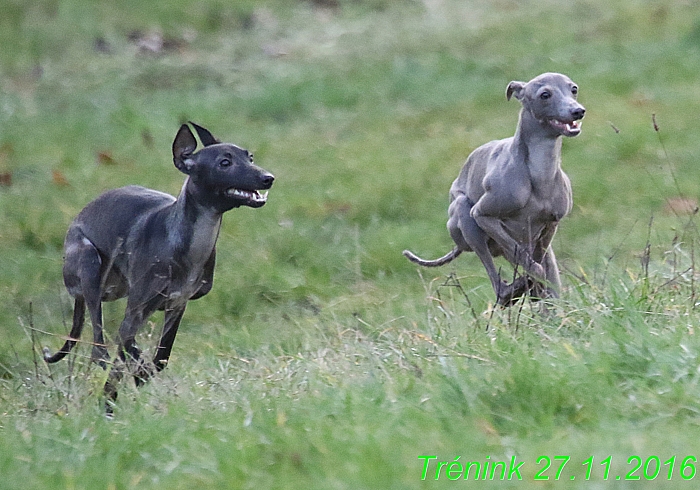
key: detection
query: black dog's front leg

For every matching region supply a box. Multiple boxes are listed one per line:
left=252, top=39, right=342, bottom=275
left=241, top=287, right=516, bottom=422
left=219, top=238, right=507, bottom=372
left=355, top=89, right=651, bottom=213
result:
left=103, top=345, right=127, bottom=416
left=103, top=339, right=149, bottom=415
left=152, top=305, right=187, bottom=373
left=103, top=298, right=160, bottom=414
left=115, top=303, right=187, bottom=389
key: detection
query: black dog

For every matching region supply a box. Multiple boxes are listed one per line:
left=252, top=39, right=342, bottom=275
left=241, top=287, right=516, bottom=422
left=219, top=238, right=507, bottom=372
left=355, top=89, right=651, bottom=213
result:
left=44, top=123, right=274, bottom=411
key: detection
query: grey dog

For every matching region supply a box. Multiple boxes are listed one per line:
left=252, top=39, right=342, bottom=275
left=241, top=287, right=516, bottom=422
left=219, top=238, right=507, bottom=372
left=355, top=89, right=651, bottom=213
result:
left=404, top=73, right=585, bottom=306
left=43, top=122, right=274, bottom=411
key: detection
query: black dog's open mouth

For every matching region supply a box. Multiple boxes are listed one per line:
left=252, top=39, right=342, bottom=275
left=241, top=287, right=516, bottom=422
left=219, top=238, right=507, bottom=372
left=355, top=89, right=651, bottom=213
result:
left=547, top=118, right=582, bottom=137
left=226, top=188, right=269, bottom=207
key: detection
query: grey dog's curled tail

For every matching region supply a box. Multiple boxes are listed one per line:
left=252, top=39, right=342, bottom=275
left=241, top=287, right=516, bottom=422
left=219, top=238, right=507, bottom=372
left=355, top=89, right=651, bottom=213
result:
left=402, top=247, right=462, bottom=267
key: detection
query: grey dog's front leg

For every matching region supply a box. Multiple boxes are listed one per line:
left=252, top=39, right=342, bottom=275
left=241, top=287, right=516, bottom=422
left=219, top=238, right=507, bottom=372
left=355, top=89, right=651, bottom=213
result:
left=451, top=194, right=528, bottom=306
left=531, top=223, right=562, bottom=299
left=472, top=214, right=546, bottom=280
left=534, top=245, right=561, bottom=300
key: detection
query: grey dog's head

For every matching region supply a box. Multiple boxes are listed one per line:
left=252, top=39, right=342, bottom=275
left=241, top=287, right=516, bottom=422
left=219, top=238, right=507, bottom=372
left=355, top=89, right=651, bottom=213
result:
left=506, top=72, right=585, bottom=137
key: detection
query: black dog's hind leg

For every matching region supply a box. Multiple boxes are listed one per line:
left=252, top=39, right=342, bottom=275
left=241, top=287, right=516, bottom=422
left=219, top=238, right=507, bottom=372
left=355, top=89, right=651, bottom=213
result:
left=45, top=235, right=109, bottom=365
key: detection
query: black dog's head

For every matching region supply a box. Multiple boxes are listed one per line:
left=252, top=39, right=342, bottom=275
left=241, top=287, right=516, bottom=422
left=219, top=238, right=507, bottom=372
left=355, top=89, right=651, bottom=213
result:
left=172, top=122, right=274, bottom=212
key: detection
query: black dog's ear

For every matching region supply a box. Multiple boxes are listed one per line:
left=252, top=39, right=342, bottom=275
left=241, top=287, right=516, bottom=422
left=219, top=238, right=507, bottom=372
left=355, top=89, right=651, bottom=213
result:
left=189, top=122, right=220, bottom=146
left=173, top=124, right=198, bottom=174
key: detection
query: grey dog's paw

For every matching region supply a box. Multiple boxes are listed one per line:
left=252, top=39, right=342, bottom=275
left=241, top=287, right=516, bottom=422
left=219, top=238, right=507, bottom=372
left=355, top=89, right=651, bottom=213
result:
left=496, top=276, right=534, bottom=307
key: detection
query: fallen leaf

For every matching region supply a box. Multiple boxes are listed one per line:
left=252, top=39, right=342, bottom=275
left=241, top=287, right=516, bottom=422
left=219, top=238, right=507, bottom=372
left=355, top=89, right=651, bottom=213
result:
left=97, top=151, right=117, bottom=165
left=0, top=172, right=11, bottom=187
left=52, top=170, right=70, bottom=186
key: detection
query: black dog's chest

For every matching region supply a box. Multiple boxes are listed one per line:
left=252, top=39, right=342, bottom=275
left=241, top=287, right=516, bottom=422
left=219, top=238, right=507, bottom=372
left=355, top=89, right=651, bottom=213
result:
left=165, top=267, right=207, bottom=304
left=150, top=251, right=211, bottom=303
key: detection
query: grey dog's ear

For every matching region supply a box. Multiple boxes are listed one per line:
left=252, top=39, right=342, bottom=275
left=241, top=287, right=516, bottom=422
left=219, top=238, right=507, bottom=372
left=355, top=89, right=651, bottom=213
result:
left=506, top=81, right=526, bottom=101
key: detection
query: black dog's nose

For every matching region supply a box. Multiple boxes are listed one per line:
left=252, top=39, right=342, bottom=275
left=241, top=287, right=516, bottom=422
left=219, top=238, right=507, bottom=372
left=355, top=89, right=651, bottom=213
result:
left=571, top=107, right=586, bottom=120
left=261, top=173, right=275, bottom=189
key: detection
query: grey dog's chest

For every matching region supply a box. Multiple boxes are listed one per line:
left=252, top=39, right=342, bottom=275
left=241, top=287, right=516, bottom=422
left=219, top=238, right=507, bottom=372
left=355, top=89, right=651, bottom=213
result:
left=505, top=171, right=572, bottom=242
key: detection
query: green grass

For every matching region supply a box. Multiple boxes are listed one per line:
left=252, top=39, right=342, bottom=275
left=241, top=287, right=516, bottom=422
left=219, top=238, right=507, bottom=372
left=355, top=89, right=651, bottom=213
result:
left=3, top=0, right=700, bottom=488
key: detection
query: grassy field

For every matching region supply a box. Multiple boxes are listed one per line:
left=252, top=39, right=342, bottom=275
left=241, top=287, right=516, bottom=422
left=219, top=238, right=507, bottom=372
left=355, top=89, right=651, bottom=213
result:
left=3, top=0, right=700, bottom=488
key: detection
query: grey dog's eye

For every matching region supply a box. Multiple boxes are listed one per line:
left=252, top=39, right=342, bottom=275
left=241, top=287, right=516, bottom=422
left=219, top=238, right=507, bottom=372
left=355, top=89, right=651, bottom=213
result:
left=571, top=86, right=578, bottom=95
left=540, top=91, right=551, bottom=100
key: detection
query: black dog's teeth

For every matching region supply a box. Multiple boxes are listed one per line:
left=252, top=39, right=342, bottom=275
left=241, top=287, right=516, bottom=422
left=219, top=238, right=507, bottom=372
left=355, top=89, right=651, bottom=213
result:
left=226, top=189, right=268, bottom=202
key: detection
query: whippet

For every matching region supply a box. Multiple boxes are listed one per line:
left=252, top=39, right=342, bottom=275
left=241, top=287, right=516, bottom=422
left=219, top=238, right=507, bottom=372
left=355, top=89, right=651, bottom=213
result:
left=43, top=122, right=274, bottom=410
left=404, top=73, right=585, bottom=306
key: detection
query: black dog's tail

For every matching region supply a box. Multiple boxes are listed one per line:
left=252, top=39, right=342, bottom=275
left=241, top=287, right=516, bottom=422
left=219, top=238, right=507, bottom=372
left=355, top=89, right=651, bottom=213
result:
left=43, top=296, right=86, bottom=363
left=403, top=247, right=462, bottom=267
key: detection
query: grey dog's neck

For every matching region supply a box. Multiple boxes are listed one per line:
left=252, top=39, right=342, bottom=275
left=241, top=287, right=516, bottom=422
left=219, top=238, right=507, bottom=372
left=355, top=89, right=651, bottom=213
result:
left=512, top=109, right=563, bottom=183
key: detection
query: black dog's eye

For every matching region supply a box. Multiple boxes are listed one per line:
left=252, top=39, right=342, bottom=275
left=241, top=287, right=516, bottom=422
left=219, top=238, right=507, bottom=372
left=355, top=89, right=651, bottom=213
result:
left=219, top=158, right=231, bottom=167
left=247, top=151, right=254, bottom=163
left=540, top=90, right=551, bottom=100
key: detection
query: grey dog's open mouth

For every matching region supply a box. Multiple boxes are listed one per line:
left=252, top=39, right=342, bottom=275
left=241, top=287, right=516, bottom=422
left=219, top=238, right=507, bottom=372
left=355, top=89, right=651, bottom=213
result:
left=548, top=118, right=582, bottom=136
left=226, top=188, right=268, bottom=205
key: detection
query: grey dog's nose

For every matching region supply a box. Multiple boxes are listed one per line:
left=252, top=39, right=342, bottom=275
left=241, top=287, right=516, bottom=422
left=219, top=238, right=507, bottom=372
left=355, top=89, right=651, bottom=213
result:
left=571, top=107, right=586, bottom=120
